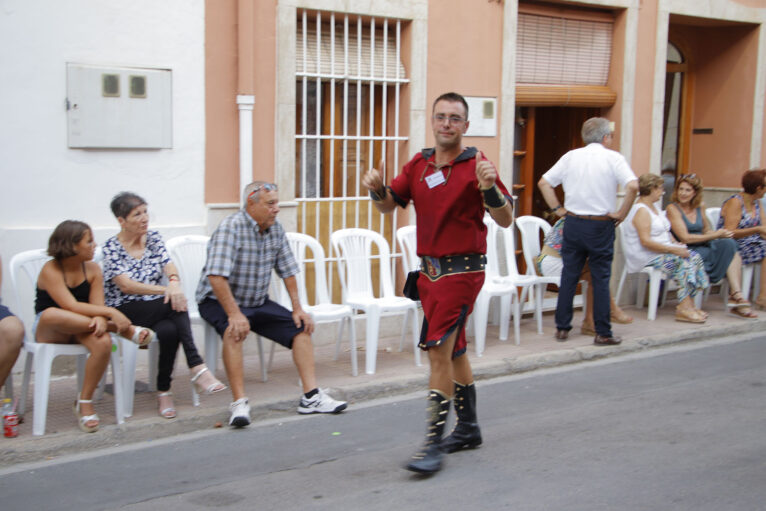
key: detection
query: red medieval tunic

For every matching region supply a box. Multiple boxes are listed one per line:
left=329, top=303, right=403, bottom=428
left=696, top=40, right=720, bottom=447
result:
left=389, top=147, right=511, bottom=356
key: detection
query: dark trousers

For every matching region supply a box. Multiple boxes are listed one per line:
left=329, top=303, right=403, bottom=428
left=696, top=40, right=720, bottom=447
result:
left=556, top=216, right=615, bottom=337
left=118, top=298, right=204, bottom=391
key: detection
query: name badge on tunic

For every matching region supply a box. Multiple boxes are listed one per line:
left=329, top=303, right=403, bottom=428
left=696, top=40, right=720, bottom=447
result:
left=425, top=170, right=446, bottom=189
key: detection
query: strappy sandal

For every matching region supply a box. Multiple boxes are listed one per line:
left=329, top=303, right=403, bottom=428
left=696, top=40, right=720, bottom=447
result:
left=580, top=323, right=596, bottom=336
left=73, top=395, right=99, bottom=433
left=675, top=307, right=706, bottom=323
left=191, top=366, right=227, bottom=395
left=730, top=306, right=757, bottom=319
left=727, top=291, right=751, bottom=309
left=158, top=392, right=177, bottom=419
left=123, top=326, right=156, bottom=347
left=610, top=309, right=634, bottom=324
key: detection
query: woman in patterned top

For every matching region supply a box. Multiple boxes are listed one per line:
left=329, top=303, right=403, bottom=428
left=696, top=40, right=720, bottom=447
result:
left=718, top=169, right=766, bottom=309
left=536, top=217, right=633, bottom=336
left=103, top=193, right=225, bottom=419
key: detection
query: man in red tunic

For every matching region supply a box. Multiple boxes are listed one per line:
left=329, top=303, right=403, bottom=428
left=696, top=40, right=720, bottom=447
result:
left=362, top=92, right=513, bottom=474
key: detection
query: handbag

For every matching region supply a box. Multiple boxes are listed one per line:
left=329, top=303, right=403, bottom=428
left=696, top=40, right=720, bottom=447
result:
left=403, top=270, right=420, bottom=301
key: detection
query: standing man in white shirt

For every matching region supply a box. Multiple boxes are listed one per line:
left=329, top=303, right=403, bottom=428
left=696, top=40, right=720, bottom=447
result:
left=538, top=117, right=638, bottom=345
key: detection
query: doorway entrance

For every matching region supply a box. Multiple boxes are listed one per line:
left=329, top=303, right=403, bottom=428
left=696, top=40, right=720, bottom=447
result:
left=515, top=106, right=601, bottom=219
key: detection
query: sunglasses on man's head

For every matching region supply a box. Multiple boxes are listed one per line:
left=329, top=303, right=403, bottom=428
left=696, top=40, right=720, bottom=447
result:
left=247, top=183, right=278, bottom=201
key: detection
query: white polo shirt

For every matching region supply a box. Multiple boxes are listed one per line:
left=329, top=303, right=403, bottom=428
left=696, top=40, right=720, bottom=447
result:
left=542, top=143, right=637, bottom=216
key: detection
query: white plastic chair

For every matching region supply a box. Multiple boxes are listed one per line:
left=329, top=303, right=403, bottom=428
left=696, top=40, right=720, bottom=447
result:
left=614, top=223, right=669, bottom=320
left=705, top=207, right=721, bottom=230
left=10, top=249, right=124, bottom=436
left=166, top=235, right=271, bottom=383
left=330, top=228, right=420, bottom=375
left=286, top=232, right=358, bottom=376
left=396, top=225, right=419, bottom=275
left=515, top=215, right=588, bottom=324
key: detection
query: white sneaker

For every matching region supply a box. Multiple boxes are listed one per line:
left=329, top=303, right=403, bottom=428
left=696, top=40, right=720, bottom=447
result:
left=298, top=389, right=348, bottom=414
left=229, top=398, right=251, bottom=427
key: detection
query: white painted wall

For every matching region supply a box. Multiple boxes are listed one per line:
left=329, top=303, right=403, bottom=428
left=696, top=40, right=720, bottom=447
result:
left=0, top=0, right=206, bottom=301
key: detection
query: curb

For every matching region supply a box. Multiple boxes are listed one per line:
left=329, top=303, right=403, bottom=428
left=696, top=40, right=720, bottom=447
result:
left=2, top=319, right=763, bottom=466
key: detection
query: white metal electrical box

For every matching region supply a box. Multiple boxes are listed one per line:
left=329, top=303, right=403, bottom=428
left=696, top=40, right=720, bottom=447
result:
left=66, top=63, right=172, bottom=148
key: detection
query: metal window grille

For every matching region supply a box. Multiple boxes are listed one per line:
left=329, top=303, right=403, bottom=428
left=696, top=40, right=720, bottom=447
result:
left=295, top=10, right=409, bottom=301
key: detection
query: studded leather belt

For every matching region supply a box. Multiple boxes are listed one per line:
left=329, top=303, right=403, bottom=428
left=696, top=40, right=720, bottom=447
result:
left=420, top=253, right=487, bottom=281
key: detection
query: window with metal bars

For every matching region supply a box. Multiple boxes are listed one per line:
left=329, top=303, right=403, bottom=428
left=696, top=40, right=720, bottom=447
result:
left=294, top=10, right=409, bottom=235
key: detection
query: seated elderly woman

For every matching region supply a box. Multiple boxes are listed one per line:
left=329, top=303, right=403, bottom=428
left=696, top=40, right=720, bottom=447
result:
left=623, top=174, right=710, bottom=323
left=666, top=174, right=755, bottom=318
left=35, top=220, right=154, bottom=432
left=718, top=168, right=766, bottom=309
left=102, top=192, right=225, bottom=419
left=536, top=217, right=633, bottom=336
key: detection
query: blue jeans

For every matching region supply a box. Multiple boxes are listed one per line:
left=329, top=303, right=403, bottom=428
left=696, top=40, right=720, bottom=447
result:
left=556, top=216, right=615, bottom=337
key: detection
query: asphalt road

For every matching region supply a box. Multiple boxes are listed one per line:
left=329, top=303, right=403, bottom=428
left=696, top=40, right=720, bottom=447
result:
left=2, top=336, right=765, bottom=511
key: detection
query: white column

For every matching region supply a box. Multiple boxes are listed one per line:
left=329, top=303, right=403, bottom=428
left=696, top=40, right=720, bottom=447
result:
left=237, top=94, right=255, bottom=202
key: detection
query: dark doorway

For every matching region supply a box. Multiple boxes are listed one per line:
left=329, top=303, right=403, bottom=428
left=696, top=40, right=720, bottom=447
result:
left=531, top=106, right=600, bottom=219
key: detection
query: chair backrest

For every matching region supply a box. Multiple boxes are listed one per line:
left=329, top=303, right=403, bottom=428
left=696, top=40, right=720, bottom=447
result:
left=486, top=216, right=524, bottom=279
left=286, top=232, right=332, bottom=306
left=330, top=228, right=395, bottom=301
left=515, top=216, right=552, bottom=276
left=705, top=207, right=721, bottom=229
left=9, top=249, right=50, bottom=340
left=165, top=235, right=210, bottom=312
left=396, top=225, right=418, bottom=274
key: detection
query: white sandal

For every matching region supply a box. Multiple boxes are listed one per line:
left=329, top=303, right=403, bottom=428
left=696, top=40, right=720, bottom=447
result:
left=73, top=395, right=99, bottom=433
left=124, top=326, right=156, bottom=346
left=157, top=392, right=177, bottom=419
left=191, top=366, right=227, bottom=395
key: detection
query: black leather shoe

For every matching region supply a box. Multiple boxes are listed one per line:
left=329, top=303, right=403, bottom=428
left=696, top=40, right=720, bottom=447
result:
left=555, top=329, right=569, bottom=341
left=594, top=334, right=622, bottom=346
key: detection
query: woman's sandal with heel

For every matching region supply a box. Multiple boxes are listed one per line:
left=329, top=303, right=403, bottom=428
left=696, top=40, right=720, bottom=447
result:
left=121, top=326, right=156, bottom=347
left=158, top=392, right=177, bottom=419
left=191, top=366, right=227, bottom=395
left=728, top=291, right=757, bottom=318
left=73, top=395, right=99, bottom=433
left=675, top=307, right=706, bottom=323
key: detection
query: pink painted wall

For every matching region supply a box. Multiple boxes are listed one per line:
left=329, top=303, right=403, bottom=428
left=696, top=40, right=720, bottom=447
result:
left=426, top=0, right=504, bottom=167
left=631, top=1, right=659, bottom=177
left=205, top=0, right=278, bottom=204
left=673, top=23, right=759, bottom=187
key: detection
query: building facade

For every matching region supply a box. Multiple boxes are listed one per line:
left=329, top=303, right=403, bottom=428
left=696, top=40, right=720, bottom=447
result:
left=3, top=0, right=766, bottom=301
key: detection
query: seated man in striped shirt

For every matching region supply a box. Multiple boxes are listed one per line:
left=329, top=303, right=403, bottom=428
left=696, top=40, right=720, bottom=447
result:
left=197, top=181, right=347, bottom=427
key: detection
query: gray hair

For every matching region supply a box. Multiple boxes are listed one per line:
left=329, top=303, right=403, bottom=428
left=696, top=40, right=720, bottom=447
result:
left=242, top=181, right=276, bottom=205
left=581, top=117, right=612, bottom=145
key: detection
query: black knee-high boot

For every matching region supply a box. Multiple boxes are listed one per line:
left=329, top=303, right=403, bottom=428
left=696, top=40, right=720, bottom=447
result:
left=440, top=381, right=482, bottom=453
left=406, top=389, right=451, bottom=474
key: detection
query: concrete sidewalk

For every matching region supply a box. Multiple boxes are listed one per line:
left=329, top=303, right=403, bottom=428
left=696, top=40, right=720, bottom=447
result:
left=2, top=294, right=764, bottom=466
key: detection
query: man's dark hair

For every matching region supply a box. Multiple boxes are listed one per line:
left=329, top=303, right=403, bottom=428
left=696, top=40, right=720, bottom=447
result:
left=432, top=92, right=469, bottom=119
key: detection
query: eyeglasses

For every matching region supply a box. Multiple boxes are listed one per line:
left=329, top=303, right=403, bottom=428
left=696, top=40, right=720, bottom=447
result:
left=247, top=183, right=278, bottom=201
left=433, top=114, right=466, bottom=125
left=679, top=173, right=697, bottom=180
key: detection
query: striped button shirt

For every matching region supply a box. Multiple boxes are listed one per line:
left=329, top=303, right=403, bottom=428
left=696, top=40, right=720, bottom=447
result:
left=195, top=210, right=299, bottom=307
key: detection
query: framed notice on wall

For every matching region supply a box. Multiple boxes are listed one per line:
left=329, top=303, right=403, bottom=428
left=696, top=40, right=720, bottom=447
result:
left=464, top=96, right=497, bottom=137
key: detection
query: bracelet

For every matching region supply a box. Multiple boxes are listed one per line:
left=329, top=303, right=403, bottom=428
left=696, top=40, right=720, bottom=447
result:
left=480, top=184, right=507, bottom=209
left=168, top=274, right=180, bottom=282
left=548, top=205, right=562, bottom=214
left=369, top=186, right=387, bottom=202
